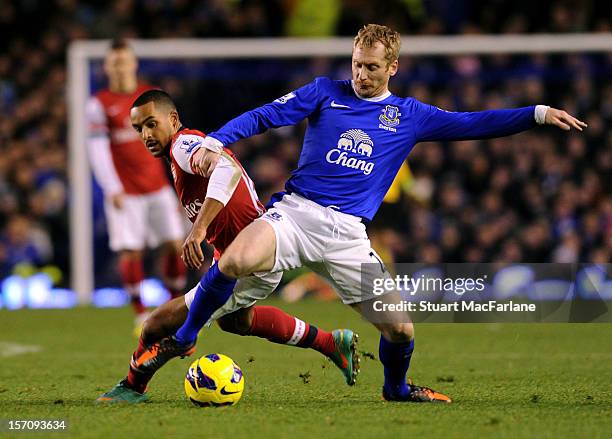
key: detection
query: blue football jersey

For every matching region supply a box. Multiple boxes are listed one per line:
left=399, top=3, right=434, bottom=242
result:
left=210, top=77, right=536, bottom=221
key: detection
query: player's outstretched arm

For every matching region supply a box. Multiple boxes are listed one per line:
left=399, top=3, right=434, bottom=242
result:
left=191, top=78, right=330, bottom=176
left=209, top=78, right=324, bottom=146
left=413, top=100, right=587, bottom=143
left=543, top=107, right=587, bottom=131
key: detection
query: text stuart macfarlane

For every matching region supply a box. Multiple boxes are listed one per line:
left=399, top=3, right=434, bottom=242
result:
left=373, top=301, right=536, bottom=313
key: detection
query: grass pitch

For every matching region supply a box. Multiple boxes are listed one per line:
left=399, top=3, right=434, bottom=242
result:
left=1, top=297, right=610, bottom=438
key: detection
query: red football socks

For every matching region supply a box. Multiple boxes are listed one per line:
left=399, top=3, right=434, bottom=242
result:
left=248, top=306, right=336, bottom=356
left=126, top=337, right=151, bottom=394
left=118, top=257, right=145, bottom=315
left=161, top=252, right=187, bottom=298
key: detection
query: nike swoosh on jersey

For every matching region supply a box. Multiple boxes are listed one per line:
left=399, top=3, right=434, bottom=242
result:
left=219, top=386, right=240, bottom=395
left=330, top=100, right=351, bottom=109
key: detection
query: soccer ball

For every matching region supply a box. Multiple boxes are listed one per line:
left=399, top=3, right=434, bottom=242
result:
left=184, top=353, right=244, bottom=407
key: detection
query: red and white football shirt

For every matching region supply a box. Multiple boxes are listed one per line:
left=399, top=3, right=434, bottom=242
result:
left=169, top=128, right=264, bottom=257
left=87, top=84, right=170, bottom=195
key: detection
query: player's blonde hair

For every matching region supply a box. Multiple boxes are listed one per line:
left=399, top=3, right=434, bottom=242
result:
left=353, top=24, right=401, bottom=65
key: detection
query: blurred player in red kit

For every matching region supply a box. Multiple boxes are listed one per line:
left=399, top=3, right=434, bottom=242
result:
left=86, top=40, right=187, bottom=333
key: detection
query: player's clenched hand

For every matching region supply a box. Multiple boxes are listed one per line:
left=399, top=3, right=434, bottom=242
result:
left=544, top=108, right=587, bottom=131
left=110, top=193, right=125, bottom=209
left=191, top=148, right=220, bottom=177
left=182, top=228, right=206, bottom=270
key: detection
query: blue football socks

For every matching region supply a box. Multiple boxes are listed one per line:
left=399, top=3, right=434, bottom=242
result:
left=175, top=264, right=237, bottom=345
left=379, top=335, right=414, bottom=399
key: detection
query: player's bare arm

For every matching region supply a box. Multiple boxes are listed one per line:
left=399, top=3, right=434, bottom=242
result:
left=182, top=197, right=223, bottom=270
left=86, top=97, right=127, bottom=209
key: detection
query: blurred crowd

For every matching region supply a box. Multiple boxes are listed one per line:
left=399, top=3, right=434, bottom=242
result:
left=0, top=0, right=610, bottom=284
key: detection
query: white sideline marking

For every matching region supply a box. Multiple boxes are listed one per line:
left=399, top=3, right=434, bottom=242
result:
left=0, top=342, right=42, bottom=358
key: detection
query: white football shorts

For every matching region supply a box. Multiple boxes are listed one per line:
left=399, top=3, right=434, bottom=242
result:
left=257, top=192, right=389, bottom=304
left=184, top=192, right=390, bottom=322
left=104, top=186, right=185, bottom=251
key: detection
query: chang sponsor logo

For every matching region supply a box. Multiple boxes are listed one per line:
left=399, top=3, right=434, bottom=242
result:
left=325, top=129, right=375, bottom=175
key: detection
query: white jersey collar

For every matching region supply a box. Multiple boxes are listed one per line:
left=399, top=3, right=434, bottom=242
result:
left=351, top=81, right=391, bottom=102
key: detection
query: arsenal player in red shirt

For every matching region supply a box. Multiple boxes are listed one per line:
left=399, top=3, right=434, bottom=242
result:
left=96, top=90, right=359, bottom=403
left=86, top=40, right=186, bottom=333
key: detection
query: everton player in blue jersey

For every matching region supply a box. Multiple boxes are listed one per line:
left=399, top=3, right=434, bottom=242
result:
left=150, top=24, right=586, bottom=403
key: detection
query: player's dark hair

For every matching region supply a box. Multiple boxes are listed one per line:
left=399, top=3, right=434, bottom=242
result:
left=110, top=38, right=131, bottom=51
left=132, top=89, right=177, bottom=112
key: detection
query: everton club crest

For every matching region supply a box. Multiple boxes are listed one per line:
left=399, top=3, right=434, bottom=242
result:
left=379, top=105, right=401, bottom=132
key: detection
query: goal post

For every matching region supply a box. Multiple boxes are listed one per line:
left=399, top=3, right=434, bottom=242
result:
left=67, top=33, right=612, bottom=304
